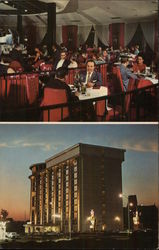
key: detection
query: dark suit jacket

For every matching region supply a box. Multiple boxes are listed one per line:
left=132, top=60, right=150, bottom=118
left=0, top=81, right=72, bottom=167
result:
left=0, top=64, right=8, bottom=75
left=52, top=49, right=60, bottom=64
left=9, top=49, right=24, bottom=67
left=53, top=58, right=70, bottom=71
left=79, top=70, right=102, bottom=86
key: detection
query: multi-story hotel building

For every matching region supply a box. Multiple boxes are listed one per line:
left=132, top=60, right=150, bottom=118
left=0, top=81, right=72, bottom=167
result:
left=25, top=143, right=125, bottom=234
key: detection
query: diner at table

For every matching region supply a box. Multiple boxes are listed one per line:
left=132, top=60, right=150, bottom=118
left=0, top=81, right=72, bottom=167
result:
left=133, top=55, right=147, bottom=73
left=0, top=37, right=158, bottom=122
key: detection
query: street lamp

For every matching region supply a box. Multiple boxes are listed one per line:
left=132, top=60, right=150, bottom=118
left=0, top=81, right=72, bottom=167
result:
left=119, top=193, right=133, bottom=233
left=114, top=216, right=121, bottom=231
left=114, top=216, right=121, bottom=222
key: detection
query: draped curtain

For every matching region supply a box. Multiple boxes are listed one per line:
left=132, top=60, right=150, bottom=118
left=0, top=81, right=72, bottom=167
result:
left=62, top=26, right=68, bottom=46
left=109, top=24, right=113, bottom=47
left=119, top=23, right=125, bottom=48
left=94, top=25, right=109, bottom=46
left=62, top=25, right=78, bottom=49
left=140, top=21, right=155, bottom=51
left=154, top=20, right=158, bottom=52
left=36, top=26, right=47, bottom=43
left=56, top=26, right=62, bottom=45
left=77, top=25, right=92, bottom=46
left=124, top=23, right=138, bottom=46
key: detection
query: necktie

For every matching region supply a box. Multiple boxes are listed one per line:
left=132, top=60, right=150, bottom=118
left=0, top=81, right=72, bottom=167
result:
left=87, top=72, right=91, bottom=83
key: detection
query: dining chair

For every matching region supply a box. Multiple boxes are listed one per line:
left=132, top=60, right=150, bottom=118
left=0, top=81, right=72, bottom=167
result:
left=40, top=88, right=69, bottom=121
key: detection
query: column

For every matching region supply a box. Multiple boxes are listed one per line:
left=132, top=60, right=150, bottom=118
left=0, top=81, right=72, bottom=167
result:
left=109, top=24, right=113, bottom=47
left=120, top=23, right=125, bottom=49
left=79, top=156, right=84, bottom=232
left=29, top=177, right=33, bottom=223
left=46, top=170, right=49, bottom=224
left=40, top=173, right=44, bottom=226
left=53, top=168, right=57, bottom=224
left=47, top=3, right=56, bottom=54
left=60, top=165, right=64, bottom=231
left=68, top=161, right=72, bottom=233
left=77, top=158, right=80, bottom=232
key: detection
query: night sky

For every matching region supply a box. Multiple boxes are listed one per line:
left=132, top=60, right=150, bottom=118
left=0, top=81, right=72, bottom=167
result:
left=0, top=124, right=158, bottom=220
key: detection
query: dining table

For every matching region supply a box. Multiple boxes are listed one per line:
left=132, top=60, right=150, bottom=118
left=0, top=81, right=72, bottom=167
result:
left=70, top=85, right=108, bottom=118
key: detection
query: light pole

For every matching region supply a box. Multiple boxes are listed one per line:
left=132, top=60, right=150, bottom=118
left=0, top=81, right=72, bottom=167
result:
left=119, top=194, right=133, bottom=233
left=114, top=216, right=121, bottom=231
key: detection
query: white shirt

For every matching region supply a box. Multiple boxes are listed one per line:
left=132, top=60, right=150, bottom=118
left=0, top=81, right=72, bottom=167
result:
left=85, top=71, right=93, bottom=83
left=68, top=61, right=78, bottom=69
left=56, top=59, right=65, bottom=69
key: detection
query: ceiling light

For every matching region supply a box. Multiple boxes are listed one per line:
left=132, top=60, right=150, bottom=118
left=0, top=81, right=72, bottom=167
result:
left=71, top=20, right=80, bottom=23
left=25, top=9, right=28, bottom=12
left=111, top=17, right=121, bottom=19
left=4, top=1, right=9, bottom=3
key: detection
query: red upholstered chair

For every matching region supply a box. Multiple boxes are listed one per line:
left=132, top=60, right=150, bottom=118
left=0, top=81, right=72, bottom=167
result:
left=40, top=63, right=53, bottom=72
left=99, top=64, right=107, bottom=87
left=6, top=74, right=27, bottom=106
left=136, top=79, right=156, bottom=120
left=107, top=66, right=124, bottom=116
left=0, top=76, right=7, bottom=99
left=9, top=60, right=23, bottom=72
left=124, top=78, right=138, bottom=120
left=66, top=69, right=74, bottom=85
left=111, top=66, right=124, bottom=93
left=33, top=60, right=44, bottom=70
left=137, top=79, right=152, bottom=89
left=25, top=74, right=39, bottom=105
left=40, top=88, right=69, bottom=121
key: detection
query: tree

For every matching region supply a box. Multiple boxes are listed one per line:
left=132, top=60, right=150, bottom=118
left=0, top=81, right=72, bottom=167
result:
left=0, top=209, right=9, bottom=220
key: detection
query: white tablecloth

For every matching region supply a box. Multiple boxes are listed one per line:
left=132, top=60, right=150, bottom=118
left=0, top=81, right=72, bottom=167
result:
left=78, top=86, right=108, bottom=101
left=145, top=77, right=158, bottom=85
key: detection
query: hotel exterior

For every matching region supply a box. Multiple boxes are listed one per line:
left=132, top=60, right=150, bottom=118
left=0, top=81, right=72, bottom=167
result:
left=25, top=143, right=125, bottom=234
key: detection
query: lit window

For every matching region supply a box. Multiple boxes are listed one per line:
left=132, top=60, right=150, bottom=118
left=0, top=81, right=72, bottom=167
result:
left=74, top=205, right=78, bottom=211
left=74, top=166, right=77, bottom=172
left=74, top=192, right=77, bottom=198
left=74, top=199, right=77, bottom=205
left=74, top=173, right=77, bottom=178
left=74, top=212, right=77, bottom=218
left=74, top=179, right=77, bottom=185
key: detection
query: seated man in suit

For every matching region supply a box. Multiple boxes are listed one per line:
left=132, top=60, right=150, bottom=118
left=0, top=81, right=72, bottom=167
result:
left=44, top=67, right=78, bottom=103
left=53, top=51, right=70, bottom=71
left=79, top=59, right=102, bottom=87
left=41, top=67, right=79, bottom=120
left=118, top=57, right=137, bottom=91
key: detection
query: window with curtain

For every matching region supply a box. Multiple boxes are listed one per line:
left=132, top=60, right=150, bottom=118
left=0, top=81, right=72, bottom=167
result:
left=94, top=25, right=109, bottom=47
left=140, top=21, right=155, bottom=51
left=77, top=25, right=92, bottom=46
left=124, top=23, right=138, bottom=47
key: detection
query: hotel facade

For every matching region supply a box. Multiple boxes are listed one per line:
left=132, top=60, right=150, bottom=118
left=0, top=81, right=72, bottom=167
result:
left=25, top=143, right=125, bottom=234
